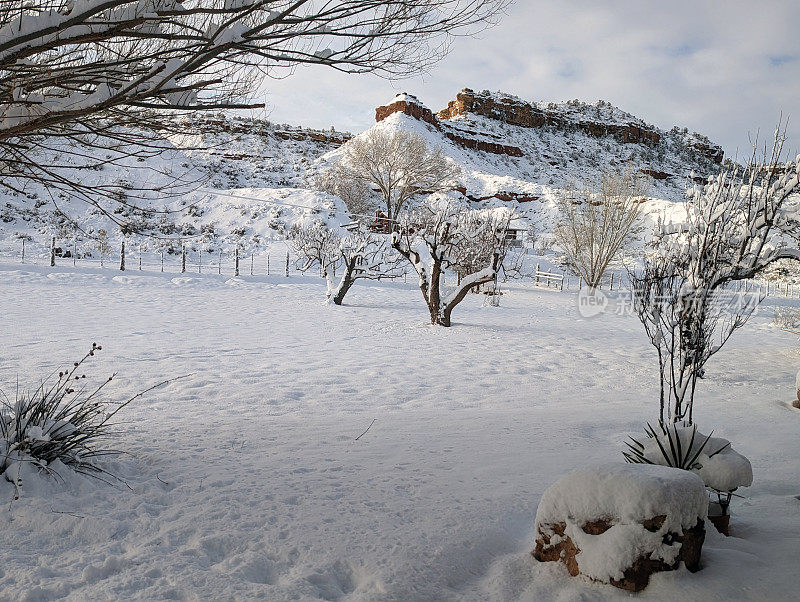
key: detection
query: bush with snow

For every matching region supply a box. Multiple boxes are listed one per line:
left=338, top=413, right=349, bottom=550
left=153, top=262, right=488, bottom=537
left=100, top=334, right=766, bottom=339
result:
left=0, top=344, right=157, bottom=500
left=624, top=423, right=753, bottom=493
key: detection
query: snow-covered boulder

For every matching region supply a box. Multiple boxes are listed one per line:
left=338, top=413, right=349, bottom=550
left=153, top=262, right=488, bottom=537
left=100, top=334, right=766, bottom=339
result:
left=533, top=463, right=707, bottom=592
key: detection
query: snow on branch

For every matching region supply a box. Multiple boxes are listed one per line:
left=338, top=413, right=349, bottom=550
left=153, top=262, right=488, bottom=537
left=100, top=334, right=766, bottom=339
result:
left=392, top=197, right=512, bottom=326
left=630, top=123, right=800, bottom=425
left=0, top=0, right=508, bottom=226
left=290, top=220, right=403, bottom=305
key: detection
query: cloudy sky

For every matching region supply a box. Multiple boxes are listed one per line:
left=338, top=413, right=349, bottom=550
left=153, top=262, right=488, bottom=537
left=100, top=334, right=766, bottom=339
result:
left=259, top=0, right=799, bottom=157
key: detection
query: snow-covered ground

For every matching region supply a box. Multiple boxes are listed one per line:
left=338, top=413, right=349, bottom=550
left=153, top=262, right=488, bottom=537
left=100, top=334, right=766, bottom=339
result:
left=1, top=262, right=799, bottom=600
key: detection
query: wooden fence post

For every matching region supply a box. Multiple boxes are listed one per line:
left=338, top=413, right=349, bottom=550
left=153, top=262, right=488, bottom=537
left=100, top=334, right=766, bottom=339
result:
left=610, top=272, right=614, bottom=291
left=21, top=238, right=25, bottom=263
left=218, top=249, right=222, bottom=275
left=285, top=251, right=289, bottom=277
left=235, top=247, right=240, bottom=277
left=120, top=240, right=125, bottom=271
left=535, top=263, right=540, bottom=285
left=251, top=253, right=254, bottom=276
left=50, top=236, right=56, bottom=267
left=181, top=244, right=186, bottom=273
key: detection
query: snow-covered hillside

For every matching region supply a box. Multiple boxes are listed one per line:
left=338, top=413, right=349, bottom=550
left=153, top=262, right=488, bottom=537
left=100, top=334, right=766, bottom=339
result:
left=0, top=115, right=352, bottom=261
left=0, top=89, right=729, bottom=261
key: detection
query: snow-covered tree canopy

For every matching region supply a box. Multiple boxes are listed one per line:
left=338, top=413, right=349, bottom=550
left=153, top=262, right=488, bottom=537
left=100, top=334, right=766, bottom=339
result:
left=655, top=131, right=800, bottom=287
left=338, top=129, right=461, bottom=222
left=0, top=0, right=506, bottom=218
left=0, top=0, right=507, bottom=131
left=391, top=197, right=512, bottom=325
left=290, top=220, right=403, bottom=305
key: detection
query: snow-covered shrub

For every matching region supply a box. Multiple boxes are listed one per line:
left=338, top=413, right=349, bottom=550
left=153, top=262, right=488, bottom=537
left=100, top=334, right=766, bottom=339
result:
left=1, top=344, right=139, bottom=499
left=624, top=423, right=753, bottom=493
left=773, top=306, right=800, bottom=333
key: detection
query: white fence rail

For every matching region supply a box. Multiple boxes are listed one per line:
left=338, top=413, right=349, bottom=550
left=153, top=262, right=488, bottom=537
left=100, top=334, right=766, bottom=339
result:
left=0, top=235, right=419, bottom=282
left=534, top=267, right=565, bottom=290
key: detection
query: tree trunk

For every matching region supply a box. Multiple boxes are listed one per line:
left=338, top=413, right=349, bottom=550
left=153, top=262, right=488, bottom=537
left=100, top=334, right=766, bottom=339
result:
left=436, top=307, right=452, bottom=326
left=331, top=258, right=358, bottom=305
left=426, top=260, right=444, bottom=325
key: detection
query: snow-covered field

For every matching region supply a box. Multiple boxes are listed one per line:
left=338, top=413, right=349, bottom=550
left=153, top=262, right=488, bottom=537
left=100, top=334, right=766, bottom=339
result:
left=1, top=262, right=799, bottom=601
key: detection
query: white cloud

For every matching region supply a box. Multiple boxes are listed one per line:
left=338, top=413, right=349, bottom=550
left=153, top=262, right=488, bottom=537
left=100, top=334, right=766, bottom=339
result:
left=257, top=0, right=800, bottom=157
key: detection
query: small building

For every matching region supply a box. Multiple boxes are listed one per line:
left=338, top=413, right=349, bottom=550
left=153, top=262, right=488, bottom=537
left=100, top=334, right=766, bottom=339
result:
left=504, top=218, right=530, bottom=248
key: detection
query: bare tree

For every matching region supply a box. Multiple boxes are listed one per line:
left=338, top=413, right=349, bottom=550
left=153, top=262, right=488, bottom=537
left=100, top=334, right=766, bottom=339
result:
left=339, top=129, right=461, bottom=223
left=629, top=256, right=762, bottom=426
left=553, top=167, right=649, bottom=290
left=290, top=221, right=402, bottom=305
left=289, top=222, right=341, bottom=275
left=0, top=0, right=507, bottom=227
left=630, top=127, right=800, bottom=425
left=391, top=199, right=510, bottom=326
left=313, top=164, right=374, bottom=219
left=773, top=305, right=800, bottom=333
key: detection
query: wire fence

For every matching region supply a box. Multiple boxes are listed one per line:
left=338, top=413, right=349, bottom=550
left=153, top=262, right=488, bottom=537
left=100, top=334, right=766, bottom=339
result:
left=0, top=234, right=421, bottom=282
left=2, top=234, right=799, bottom=299
left=1, top=236, right=311, bottom=278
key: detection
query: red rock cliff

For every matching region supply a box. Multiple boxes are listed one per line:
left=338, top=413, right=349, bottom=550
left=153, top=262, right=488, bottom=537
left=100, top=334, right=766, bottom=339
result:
left=439, top=88, right=663, bottom=148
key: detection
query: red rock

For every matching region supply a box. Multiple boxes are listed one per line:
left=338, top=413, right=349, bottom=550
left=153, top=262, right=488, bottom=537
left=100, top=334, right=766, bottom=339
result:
left=375, top=96, right=438, bottom=126
left=533, top=518, right=705, bottom=592
left=640, top=169, right=672, bottom=180
left=438, top=89, right=662, bottom=147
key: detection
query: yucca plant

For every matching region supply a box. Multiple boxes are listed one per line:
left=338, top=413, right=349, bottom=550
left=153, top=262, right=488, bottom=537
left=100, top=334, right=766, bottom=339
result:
left=623, top=422, right=716, bottom=470
left=1, top=343, right=174, bottom=501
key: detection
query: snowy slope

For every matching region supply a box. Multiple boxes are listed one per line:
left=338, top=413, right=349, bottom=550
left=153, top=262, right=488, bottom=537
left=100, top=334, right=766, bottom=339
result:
left=0, top=116, right=352, bottom=260
left=314, top=110, right=698, bottom=243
